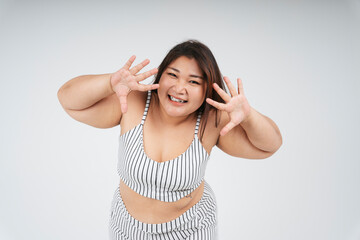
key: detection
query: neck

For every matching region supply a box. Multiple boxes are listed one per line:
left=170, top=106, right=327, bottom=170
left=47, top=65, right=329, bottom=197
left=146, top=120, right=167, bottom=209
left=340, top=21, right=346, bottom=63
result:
left=153, top=101, right=197, bottom=127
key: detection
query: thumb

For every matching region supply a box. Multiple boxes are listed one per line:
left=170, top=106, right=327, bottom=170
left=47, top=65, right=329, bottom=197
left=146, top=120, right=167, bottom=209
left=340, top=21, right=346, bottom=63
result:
left=119, top=94, right=128, bottom=113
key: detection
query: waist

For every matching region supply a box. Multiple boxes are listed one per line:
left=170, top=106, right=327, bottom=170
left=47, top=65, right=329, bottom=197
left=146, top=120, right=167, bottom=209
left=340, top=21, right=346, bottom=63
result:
left=119, top=179, right=205, bottom=224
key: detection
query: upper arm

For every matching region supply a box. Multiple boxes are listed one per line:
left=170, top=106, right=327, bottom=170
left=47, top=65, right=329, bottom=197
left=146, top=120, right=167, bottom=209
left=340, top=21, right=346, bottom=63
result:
left=216, top=112, right=274, bottom=159
left=59, top=93, right=122, bottom=129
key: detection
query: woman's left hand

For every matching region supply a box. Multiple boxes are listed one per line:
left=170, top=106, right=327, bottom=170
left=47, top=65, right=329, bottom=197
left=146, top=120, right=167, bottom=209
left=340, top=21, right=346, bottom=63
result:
left=206, top=76, right=252, bottom=136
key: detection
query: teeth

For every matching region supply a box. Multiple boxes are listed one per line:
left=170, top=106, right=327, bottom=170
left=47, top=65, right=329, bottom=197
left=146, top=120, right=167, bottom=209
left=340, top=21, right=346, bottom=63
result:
left=170, top=95, right=186, bottom=103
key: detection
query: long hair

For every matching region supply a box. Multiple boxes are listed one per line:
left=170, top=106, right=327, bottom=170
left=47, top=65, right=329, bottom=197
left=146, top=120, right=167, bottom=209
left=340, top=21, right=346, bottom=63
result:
left=152, top=39, right=227, bottom=141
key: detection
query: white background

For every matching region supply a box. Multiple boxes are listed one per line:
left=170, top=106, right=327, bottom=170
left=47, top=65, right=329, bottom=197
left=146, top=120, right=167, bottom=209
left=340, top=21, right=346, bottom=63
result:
left=0, top=0, right=359, bottom=239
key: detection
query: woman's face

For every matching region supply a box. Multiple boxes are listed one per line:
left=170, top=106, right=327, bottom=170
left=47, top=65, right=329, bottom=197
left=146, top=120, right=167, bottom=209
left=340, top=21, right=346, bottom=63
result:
left=157, top=56, right=206, bottom=118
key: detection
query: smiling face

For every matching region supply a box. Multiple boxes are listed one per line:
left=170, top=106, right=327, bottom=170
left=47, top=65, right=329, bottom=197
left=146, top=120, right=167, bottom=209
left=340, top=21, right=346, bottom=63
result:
left=157, top=56, right=206, bottom=118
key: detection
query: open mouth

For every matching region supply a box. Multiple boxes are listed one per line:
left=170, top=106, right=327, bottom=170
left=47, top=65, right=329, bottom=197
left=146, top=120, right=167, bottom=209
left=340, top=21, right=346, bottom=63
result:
left=168, top=95, right=188, bottom=103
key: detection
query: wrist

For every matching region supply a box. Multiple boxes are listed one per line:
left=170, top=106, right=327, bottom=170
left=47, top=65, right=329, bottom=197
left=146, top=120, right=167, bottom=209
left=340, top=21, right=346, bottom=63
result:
left=108, top=73, right=116, bottom=94
left=241, top=107, right=255, bottom=125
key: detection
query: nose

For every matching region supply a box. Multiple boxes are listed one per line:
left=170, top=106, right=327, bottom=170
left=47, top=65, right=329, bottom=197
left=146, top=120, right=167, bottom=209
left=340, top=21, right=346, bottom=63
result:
left=173, top=79, right=187, bottom=94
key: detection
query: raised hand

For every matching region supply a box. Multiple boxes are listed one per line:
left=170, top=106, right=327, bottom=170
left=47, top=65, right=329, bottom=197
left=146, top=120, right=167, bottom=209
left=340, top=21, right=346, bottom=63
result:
left=206, top=76, right=251, bottom=136
left=110, top=55, right=159, bottom=113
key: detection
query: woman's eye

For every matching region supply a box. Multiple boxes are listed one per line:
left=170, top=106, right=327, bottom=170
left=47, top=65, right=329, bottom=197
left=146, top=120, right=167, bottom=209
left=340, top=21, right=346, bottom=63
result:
left=168, top=73, right=177, bottom=77
left=190, top=80, right=200, bottom=85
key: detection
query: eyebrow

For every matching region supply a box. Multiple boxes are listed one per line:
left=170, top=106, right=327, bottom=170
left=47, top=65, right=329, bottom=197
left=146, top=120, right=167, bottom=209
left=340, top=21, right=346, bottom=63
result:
left=168, top=67, right=204, bottom=79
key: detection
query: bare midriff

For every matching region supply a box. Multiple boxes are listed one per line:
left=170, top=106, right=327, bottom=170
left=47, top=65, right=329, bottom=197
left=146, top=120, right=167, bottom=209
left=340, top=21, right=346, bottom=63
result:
left=119, top=179, right=205, bottom=224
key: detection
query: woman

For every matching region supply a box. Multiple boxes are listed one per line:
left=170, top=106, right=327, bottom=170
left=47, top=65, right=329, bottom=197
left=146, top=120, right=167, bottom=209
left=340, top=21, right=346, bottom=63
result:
left=57, top=40, right=282, bottom=240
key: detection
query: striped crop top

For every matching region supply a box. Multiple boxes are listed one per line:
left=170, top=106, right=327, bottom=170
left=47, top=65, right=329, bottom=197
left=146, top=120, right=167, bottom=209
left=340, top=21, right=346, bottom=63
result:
left=117, top=90, right=210, bottom=202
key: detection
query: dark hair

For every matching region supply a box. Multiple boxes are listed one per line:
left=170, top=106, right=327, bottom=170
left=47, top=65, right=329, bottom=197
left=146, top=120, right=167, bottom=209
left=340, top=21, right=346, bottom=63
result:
left=152, top=39, right=227, bottom=141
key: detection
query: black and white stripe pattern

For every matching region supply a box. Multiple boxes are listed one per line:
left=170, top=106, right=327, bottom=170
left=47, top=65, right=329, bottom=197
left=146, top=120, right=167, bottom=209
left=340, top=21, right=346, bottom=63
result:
left=117, top=90, right=210, bottom=202
left=109, top=180, right=218, bottom=240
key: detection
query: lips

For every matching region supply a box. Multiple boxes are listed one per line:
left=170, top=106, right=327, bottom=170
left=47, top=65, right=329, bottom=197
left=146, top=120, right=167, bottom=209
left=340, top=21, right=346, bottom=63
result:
left=168, top=94, right=188, bottom=103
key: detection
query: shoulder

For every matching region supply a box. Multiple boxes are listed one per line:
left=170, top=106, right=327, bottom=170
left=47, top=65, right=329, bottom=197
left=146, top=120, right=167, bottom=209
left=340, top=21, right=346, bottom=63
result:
left=125, top=90, right=159, bottom=120
left=198, top=108, right=223, bottom=152
left=120, top=91, right=150, bottom=133
left=128, top=90, right=148, bottom=106
left=200, top=108, right=229, bottom=135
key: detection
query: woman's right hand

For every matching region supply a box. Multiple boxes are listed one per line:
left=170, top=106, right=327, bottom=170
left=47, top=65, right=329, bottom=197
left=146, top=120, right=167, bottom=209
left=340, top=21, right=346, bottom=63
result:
left=110, top=55, right=159, bottom=113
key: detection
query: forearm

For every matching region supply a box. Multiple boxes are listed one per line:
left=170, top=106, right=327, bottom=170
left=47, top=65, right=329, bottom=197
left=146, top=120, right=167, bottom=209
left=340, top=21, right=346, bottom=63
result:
left=57, top=73, right=115, bottom=110
left=240, top=107, right=282, bottom=153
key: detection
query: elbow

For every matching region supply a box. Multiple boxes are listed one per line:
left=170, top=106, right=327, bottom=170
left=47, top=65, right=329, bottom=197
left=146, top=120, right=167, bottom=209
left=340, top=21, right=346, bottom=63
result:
left=274, top=133, right=283, bottom=153
left=57, top=88, right=65, bottom=108
left=254, top=137, right=283, bottom=160
left=262, top=139, right=282, bottom=159
left=256, top=149, right=276, bottom=160
left=57, top=84, right=71, bottom=109
left=57, top=88, right=63, bottom=104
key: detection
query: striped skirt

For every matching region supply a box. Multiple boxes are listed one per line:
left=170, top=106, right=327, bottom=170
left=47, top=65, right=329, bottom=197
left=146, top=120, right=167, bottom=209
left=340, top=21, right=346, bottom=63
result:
left=109, top=180, right=218, bottom=240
